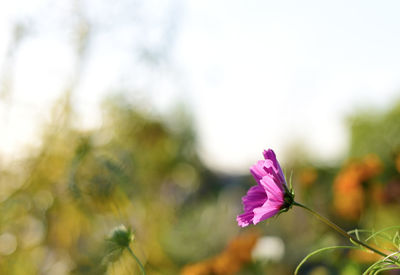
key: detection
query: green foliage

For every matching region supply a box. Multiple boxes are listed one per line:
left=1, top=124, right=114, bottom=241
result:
left=348, top=101, right=400, bottom=164
left=295, top=227, right=400, bottom=275
left=0, top=95, right=212, bottom=274
left=295, top=246, right=357, bottom=275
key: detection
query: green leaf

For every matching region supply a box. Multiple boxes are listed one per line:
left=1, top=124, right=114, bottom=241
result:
left=365, top=226, right=400, bottom=242
left=294, top=246, right=357, bottom=275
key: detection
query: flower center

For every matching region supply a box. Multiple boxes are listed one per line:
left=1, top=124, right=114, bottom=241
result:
left=282, top=192, right=294, bottom=210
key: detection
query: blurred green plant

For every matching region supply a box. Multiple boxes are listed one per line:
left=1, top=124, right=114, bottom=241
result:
left=0, top=94, right=216, bottom=274
left=295, top=226, right=400, bottom=274
left=104, top=225, right=145, bottom=275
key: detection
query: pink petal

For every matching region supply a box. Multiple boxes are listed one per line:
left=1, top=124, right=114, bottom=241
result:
left=236, top=212, right=254, bottom=227
left=236, top=185, right=268, bottom=227
left=259, top=175, right=285, bottom=200
left=263, top=149, right=286, bottom=183
left=250, top=160, right=268, bottom=182
left=252, top=205, right=281, bottom=225
left=242, top=185, right=268, bottom=212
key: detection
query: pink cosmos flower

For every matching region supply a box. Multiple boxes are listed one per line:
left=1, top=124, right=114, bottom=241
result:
left=237, top=149, right=293, bottom=227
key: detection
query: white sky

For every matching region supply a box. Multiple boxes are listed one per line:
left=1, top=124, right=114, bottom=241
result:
left=1, top=0, right=400, bottom=172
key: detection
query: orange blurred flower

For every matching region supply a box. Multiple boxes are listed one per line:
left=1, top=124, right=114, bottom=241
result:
left=181, top=232, right=259, bottom=275
left=333, top=154, right=382, bottom=220
left=180, top=260, right=213, bottom=275
left=298, top=167, right=318, bottom=188
left=361, top=154, right=382, bottom=179
left=349, top=249, right=382, bottom=263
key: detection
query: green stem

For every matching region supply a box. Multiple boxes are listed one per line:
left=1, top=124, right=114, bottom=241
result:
left=293, top=201, right=392, bottom=260
left=127, top=246, right=146, bottom=275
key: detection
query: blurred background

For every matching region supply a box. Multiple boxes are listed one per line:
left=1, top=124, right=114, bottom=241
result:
left=0, top=0, right=399, bottom=274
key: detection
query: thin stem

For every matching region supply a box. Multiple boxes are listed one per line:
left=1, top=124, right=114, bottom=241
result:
left=127, top=246, right=146, bottom=275
left=293, top=201, right=393, bottom=260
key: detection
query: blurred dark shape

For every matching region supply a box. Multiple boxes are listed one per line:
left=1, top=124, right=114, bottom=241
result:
left=297, top=263, right=337, bottom=275
left=396, top=153, right=400, bottom=173
left=383, top=179, right=400, bottom=204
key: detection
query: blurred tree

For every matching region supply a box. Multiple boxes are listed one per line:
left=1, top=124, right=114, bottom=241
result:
left=348, top=101, right=400, bottom=167
left=0, top=94, right=209, bottom=274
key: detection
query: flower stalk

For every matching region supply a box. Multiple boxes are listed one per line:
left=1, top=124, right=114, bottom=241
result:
left=106, top=225, right=146, bottom=274
left=127, top=246, right=146, bottom=275
left=293, top=201, right=396, bottom=261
